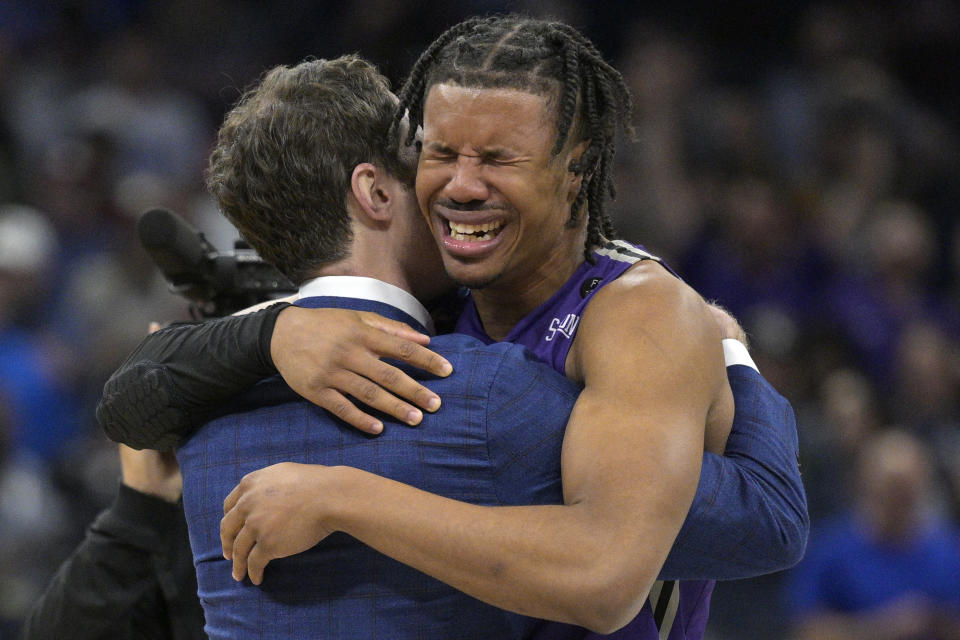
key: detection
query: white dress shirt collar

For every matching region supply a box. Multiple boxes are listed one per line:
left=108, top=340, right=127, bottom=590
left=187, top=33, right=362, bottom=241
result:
left=298, top=275, right=434, bottom=334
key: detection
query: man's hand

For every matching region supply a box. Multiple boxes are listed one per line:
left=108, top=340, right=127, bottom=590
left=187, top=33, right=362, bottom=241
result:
left=118, top=444, right=182, bottom=503
left=271, top=307, right=453, bottom=434
left=221, top=462, right=337, bottom=585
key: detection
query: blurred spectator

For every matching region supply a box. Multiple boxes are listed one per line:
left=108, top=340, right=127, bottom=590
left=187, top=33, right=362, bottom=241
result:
left=786, top=429, right=960, bottom=640
left=611, top=24, right=708, bottom=262
left=0, top=203, right=103, bottom=632
left=0, top=204, right=79, bottom=465
left=0, top=388, right=74, bottom=635
left=822, top=200, right=955, bottom=390
left=679, top=174, right=828, bottom=329
left=798, top=368, right=882, bottom=521
left=888, top=319, right=960, bottom=521
left=889, top=320, right=960, bottom=432
left=26, top=133, right=126, bottom=327
left=68, top=29, right=211, bottom=185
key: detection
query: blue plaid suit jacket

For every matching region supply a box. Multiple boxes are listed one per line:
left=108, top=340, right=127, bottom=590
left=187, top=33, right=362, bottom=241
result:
left=177, top=297, right=581, bottom=639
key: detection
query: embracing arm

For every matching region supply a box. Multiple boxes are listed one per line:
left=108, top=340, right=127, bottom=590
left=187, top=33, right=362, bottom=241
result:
left=222, top=265, right=724, bottom=633
left=97, top=303, right=289, bottom=449
left=661, top=340, right=809, bottom=580
left=98, top=302, right=452, bottom=449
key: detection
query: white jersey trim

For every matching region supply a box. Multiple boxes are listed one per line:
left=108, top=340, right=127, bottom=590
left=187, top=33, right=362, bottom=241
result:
left=649, top=580, right=680, bottom=639
left=593, top=239, right=659, bottom=265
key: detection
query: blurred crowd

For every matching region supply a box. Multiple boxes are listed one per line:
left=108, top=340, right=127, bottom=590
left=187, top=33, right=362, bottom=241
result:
left=1, top=1, right=958, bottom=638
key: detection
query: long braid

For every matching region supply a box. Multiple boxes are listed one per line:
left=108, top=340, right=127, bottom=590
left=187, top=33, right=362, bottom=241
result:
left=398, top=15, right=633, bottom=259
left=569, top=60, right=599, bottom=227
left=581, top=68, right=607, bottom=257
left=547, top=31, right=578, bottom=156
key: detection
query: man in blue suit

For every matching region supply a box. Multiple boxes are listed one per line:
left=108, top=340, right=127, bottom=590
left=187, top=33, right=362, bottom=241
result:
left=105, top=53, right=806, bottom=638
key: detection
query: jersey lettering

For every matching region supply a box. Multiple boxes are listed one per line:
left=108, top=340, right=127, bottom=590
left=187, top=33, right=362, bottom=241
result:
left=545, top=313, right=580, bottom=342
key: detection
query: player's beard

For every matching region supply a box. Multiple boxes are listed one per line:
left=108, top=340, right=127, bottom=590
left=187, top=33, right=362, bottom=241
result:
left=444, top=263, right=504, bottom=291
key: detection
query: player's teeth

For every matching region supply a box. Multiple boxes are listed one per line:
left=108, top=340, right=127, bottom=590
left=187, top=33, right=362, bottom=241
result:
left=450, top=221, right=503, bottom=233
left=449, top=220, right=504, bottom=242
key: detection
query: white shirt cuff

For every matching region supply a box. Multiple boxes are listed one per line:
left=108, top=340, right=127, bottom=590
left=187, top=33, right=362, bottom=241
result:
left=722, top=339, right=758, bottom=372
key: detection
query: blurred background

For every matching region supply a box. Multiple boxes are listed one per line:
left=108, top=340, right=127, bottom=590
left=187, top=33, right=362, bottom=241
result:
left=0, top=1, right=958, bottom=638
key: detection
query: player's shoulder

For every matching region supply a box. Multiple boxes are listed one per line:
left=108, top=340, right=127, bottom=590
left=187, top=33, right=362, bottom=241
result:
left=572, top=248, right=718, bottom=379
left=587, top=257, right=701, bottom=323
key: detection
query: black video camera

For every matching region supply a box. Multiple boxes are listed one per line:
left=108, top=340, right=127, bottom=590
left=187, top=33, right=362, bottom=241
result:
left=138, top=208, right=296, bottom=318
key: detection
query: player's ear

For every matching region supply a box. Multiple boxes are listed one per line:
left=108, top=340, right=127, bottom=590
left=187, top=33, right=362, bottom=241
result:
left=351, top=163, right=392, bottom=222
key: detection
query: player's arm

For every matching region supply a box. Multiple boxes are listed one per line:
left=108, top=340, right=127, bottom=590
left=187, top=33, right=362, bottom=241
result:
left=97, top=303, right=452, bottom=449
left=662, top=353, right=809, bottom=579
left=661, top=306, right=809, bottom=579
left=221, top=266, right=724, bottom=633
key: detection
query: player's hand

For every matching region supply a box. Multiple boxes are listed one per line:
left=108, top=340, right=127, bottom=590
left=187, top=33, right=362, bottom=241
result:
left=118, top=444, right=183, bottom=503
left=271, top=306, right=453, bottom=434
left=221, top=462, right=336, bottom=585
left=706, top=302, right=749, bottom=348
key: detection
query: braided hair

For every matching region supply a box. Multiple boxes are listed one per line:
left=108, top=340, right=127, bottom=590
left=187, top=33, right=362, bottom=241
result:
left=396, top=15, right=634, bottom=259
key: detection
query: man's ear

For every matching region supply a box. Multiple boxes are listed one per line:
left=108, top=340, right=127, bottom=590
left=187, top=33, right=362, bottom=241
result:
left=351, top=162, right=392, bottom=222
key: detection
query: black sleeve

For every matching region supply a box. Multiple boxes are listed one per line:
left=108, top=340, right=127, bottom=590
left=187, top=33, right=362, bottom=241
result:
left=20, top=485, right=206, bottom=640
left=97, top=302, right=290, bottom=449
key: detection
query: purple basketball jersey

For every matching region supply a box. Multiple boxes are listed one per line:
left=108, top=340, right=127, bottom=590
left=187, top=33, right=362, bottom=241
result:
left=455, top=239, right=713, bottom=640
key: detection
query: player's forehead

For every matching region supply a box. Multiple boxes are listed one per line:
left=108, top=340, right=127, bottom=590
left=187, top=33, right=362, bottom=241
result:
left=421, top=83, right=557, bottom=153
